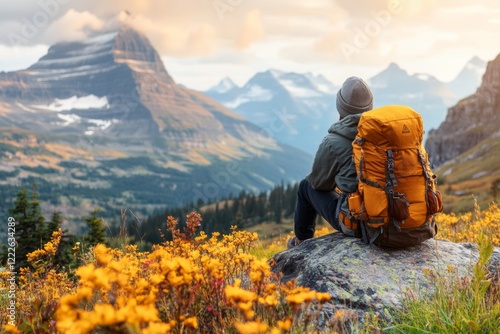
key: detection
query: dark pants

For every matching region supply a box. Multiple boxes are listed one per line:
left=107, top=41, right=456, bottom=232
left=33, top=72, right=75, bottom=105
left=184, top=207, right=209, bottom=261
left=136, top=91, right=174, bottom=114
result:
left=294, top=179, right=341, bottom=240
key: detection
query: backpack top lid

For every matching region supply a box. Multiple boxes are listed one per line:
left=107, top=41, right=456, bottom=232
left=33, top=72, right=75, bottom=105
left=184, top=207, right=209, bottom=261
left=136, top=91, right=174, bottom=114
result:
left=357, top=105, right=424, bottom=148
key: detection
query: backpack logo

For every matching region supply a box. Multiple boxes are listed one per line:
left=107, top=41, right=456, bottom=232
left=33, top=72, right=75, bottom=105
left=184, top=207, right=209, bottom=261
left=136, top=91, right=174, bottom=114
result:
left=402, top=125, right=411, bottom=134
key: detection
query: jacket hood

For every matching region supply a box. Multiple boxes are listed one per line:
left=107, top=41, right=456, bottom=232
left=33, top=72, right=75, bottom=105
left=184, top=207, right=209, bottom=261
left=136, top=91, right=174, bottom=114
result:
left=328, top=114, right=361, bottom=140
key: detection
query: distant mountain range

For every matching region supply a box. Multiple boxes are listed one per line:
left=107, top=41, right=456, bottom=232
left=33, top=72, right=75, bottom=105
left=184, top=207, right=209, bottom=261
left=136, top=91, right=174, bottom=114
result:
left=205, top=70, right=339, bottom=155
left=205, top=57, right=486, bottom=154
left=0, top=26, right=311, bottom=225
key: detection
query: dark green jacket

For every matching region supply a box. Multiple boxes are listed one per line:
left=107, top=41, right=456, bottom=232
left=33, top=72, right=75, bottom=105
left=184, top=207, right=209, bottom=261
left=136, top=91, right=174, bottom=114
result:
left=306, top=114, right=361, bottom=193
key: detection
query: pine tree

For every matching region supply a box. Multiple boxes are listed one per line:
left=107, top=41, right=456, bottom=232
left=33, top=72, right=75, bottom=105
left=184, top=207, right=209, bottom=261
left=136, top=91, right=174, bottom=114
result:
left=274, top=197, right=283, bottom=224
left=257, top=192, right=267, bottom=222
left=47, top=211, right=63, bottom=235
left=9, top=185, right=48, bottom=269
left=83, top=209, right=107, bottom=248
left=10, top=188, right=29, bottom=269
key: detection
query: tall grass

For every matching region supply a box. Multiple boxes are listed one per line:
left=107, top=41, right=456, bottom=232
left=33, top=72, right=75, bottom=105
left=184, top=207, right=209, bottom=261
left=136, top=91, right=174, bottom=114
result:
left=387, top=234, right=500, bottom=333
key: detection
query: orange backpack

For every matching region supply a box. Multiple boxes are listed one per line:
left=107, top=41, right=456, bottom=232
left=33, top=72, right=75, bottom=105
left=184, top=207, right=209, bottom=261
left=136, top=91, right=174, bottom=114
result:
left=338, top=105, right=442, bottom=248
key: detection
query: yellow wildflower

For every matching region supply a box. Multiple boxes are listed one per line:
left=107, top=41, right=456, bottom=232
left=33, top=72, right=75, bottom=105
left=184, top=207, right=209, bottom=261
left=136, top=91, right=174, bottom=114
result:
left=94, top=244, right=113, bottom=265
left=249, top=259, right=270, bottom=283
left=286, top=291, right=316, bottom=305
left=235, top=321, right=269, bottom=334
left=167, top=272, right=185, bottom=286
left=4, top=324, right=20, bottom=334
left=76, top=264, right=95, bottom=281
left=94, top=304, right=118, bottom=326
left=225, top=285, right=257, bottom=303
left=237, top=301, right=253, bottom=312
left=77, top=286, right=93, bottom=300
left=92, top=268, right=111, bottom=290
left=258, top=295, right=278, bottom=306
left=181, top=316, right=198, bottom=329
left=43, top=242, right=56, bottom=255
left=315, top=292, right=331, bottom=303
left=334, top=310, right=347, bottom=319
left=150, top=274, right=164, bottom=285
left=277, top=317, right=293, bottom=331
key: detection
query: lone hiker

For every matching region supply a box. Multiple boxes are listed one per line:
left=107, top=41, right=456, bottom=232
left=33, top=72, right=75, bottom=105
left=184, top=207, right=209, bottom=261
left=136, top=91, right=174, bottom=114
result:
left=288, top=76, right=373, bottom=248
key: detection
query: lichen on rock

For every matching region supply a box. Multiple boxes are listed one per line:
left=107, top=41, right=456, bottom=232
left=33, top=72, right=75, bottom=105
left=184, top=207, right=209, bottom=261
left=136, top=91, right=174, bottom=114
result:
left=270, top=232, right=500, bottom=328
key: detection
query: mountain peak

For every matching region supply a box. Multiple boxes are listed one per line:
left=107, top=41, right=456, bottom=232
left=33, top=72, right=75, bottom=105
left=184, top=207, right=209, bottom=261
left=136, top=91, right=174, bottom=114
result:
left=112, top=25, right=167, bottom=72
left=28, top=25, right=166, bottom=73
left=388, top=62, right=400, bottom=68
left=368, top=62, right=408, bottom=88
left=267, top=69, right=285, bottom=79
left=388, top=62, right=407, bottom=73
left=447, top=56, right=487, bottom=99
left=379, top=62, right=408, bottom=76
left=304, top=73, right=337, bottom=94
left=209, top=77, right=239, bottom=94
left=468, top=56, right=486, bottom=67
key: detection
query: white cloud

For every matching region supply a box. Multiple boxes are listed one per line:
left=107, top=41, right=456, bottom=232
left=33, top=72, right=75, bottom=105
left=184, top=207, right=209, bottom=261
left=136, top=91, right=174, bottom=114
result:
left=41, top=9, right=104, bottom=44
left=236, top=10, right=265, bottom=50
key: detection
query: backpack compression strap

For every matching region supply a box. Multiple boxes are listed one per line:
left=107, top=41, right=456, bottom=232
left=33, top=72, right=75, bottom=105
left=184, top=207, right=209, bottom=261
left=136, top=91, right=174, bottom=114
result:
left=386, top=149, right=401, bottom=232
left=418, top=149, right=434, bottom=221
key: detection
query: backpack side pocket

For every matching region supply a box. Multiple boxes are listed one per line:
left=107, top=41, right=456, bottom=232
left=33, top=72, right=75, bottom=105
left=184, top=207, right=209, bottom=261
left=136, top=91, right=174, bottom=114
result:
left=427, top=188, right=443, bottom=214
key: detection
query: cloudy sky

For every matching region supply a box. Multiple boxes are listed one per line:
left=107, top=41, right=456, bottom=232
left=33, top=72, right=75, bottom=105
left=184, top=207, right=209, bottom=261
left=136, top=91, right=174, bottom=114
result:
left=0, top=0, right=499, bottom=90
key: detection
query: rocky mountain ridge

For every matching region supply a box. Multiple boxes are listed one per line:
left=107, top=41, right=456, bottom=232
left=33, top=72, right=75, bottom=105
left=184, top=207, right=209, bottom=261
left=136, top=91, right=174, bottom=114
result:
left=422, top=53, right=500, bottom=213
left=426, top=53, right=500, bottom=167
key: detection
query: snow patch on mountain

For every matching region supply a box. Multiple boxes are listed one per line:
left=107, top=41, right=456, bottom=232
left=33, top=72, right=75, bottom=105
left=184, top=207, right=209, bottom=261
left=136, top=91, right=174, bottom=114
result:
left=277, top=79, right=321, bottom=98
left=33, top=65, right=120, bottom=81
left=56, top=113, right=81, bottom=126
left=269, top=69, right=285, bottom=79
left=225, top=85, right=273, bottom=109
left=16, top=103, right=36, bottom=113
left=209, top=77, right=239, bottom=94
left=60, top=32, right=117, bottom=57
left=35, top=51, right=113, bottom=67
left=85, top=119, right=118, bottom=135
left=304, top=73, right=337, bottom=94
left=33, top=95, right=110, bottom=112
left=466, top=64, right=485, bottom=78
left=415, top=73, right=432, bottom=81
left=465, top=56, right=487, bottom=77
left=87, top=31, right=118, bottom=45
left=250, top=172, right=276, bottom=188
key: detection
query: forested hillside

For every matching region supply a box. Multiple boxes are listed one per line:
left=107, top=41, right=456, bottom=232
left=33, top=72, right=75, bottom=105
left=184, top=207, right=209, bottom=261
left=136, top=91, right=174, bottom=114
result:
left=122, top=182, right=299, bottom=247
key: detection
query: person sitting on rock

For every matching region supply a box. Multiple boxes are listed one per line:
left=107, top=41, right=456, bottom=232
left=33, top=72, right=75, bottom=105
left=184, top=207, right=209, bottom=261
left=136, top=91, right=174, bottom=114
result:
left=288, top=76, right=374, bottom=248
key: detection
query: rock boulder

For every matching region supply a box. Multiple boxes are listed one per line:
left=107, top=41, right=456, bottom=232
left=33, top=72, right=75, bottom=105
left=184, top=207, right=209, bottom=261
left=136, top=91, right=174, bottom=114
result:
left=271, top=233, right=500, bottom=326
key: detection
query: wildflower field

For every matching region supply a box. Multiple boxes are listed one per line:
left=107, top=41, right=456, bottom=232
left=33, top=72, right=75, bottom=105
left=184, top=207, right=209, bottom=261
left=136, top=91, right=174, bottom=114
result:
left=1, top=203, right=500, bottom=333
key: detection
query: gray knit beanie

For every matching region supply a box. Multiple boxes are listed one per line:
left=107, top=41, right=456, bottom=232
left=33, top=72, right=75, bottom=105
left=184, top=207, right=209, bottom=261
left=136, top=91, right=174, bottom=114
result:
left=336, top=76, right=373, bottom=117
